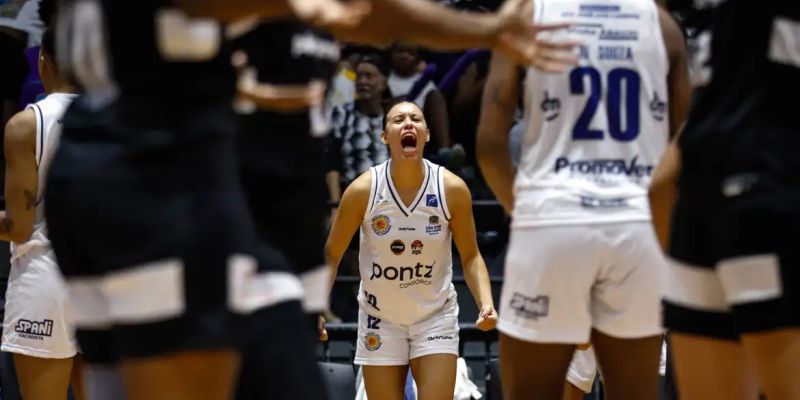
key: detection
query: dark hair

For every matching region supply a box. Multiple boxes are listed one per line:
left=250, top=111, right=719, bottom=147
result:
left=356, top=53, right=391, bottom=78
left=41, top=28, right=56, bottom=65
left=38, top=0, right=58, bottom=27
left=382, top=101, right=422, bottom=128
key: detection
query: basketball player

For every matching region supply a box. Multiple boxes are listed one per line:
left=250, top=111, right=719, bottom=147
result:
left=0, top=28, right=82, bottom=400
left=477, top=1, right=690, bottom=399
left=652, top=1, right=800, bottom=399
left=325, top=101, right=497, bottom=400
left=230, top=20, right=337, bottom=400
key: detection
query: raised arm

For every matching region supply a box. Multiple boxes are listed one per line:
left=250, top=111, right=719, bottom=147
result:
left=0, top=109, right=38, bottom=243
left=476, top=53, right=521, bottom=215
left=444, top=170, right=497, bottom=331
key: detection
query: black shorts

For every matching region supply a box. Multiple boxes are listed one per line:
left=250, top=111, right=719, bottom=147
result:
left=664, top=172, right=800, bottom=340
left=45, top=98, right=302, bottom=363
left=239, top=168, right=329, bottom=311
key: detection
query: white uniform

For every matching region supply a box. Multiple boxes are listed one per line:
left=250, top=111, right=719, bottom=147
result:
left=354, top=159, right=459, bottom=365
left=499, top=0, right=669, bottom=344
left=2, top=93, right=78, bottom=359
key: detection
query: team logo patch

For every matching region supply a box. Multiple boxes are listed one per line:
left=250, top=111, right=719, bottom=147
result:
left=411, top=240, right=423, bottom=255
left=426, top=194, right=438, bottom=207
left=390, top=240, right=405, bottom=255
left=15, top=319, right=53, bottom=341
left=429, top=215, right=439, bottom=224
left=371, top=215, right=391, bottom=236
left=365, top=332, right=382, bottom=351
left=509, top=293, right=549, bottom=320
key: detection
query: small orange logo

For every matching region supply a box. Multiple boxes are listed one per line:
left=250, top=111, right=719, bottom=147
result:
left=371, top=215, right=391, bottom=236
left=365, top=332, right=382, bottom=351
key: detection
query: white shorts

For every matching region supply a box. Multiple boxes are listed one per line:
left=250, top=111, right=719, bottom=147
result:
left=567, top=347, right=597, bottom=393
left=2, top=247, right=77, bottom=359
left=498, top=222, right=666, bottom=344
left=354, top=299, right=459, bottom=366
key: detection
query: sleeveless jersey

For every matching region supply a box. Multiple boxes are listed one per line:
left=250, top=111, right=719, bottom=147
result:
left=10, top=93, right=77, bottom=260
left=358, top=160, right=456, bottom=326
left=514, top=0, right=669, bottom=227
left=674, top=0, right=800, bottom=189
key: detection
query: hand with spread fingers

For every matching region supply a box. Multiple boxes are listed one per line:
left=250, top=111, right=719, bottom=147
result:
left=492, top=0, right=580, bottom=72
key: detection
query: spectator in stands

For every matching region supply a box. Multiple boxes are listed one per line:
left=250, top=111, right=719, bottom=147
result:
left=325, top=53, right=392, bottom=203
left=388, top=42, right=450, bottom=153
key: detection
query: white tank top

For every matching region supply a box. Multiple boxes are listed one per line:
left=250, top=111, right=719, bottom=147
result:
left=10, top=93, right=77, bottom=260
left=358, top=159, right=456, bottom=326
left=514, top=0, right=669, bottom=228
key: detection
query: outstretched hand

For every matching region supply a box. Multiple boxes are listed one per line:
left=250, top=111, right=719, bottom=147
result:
left=492, top=0, right=580, bottom=71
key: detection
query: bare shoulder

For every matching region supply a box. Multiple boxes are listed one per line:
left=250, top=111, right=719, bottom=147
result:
left=442, top=167, right=472, bottom=206
left=3, top=108, right=36, bottom=150
left=340, top=169, right=373, bottom=211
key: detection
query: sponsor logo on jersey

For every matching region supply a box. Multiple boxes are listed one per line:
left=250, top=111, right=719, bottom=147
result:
left=540, top=91, right=561, bottom=121
left=365, top=332, right=382, bottom=351
left=411, top=240, right=423, bottom=255
left=650, top=91, right=667, bottom=121
left=599, top=29, right=638, bottom=41
left=580, top=196, right=629, bottom=209
left=427, top=335, right=454, bottom=341
left=371, top=215, right=392, bottom=236
left=554, top=156, right=654, bottom=177
left=509, top=293, right=549, bottom=320
left=426, top=194, right=439, bottom=207
left=426, top=224, right=442, bottom=235
left=370, top=262, right=434, bottom=288
left=429, top=216, right=439, bottom=224
left=598, top=46, right=634, bottom=61
left=398, top=227, right=416, bottom=231
left=291, top=32, right=340, bottom=61
left=15, top=319, right=53, bottom=340
left=390, top=240, right=405, bottom=255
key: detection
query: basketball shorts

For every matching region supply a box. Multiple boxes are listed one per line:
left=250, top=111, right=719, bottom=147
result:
left=567, top=347, right=597, bottom=394
left=2, top=247, right=77, bottom=359
left=44, top=99, right=303, bottom=363
left=239, top=170, right=329, bottom=312
left=664, top=173, right=800, bottom=339
left=354, top=299, right=459, bottom=366
left=499, top=222, right=666, bottom=344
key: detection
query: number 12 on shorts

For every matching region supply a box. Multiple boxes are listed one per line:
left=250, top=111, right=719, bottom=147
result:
left=367, top=315, right=381, bottom=330
left=569, top=66, right=641, bottom=142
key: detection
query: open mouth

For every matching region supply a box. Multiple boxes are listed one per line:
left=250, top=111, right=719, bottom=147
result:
left=401, top=133, right=417, bottom=153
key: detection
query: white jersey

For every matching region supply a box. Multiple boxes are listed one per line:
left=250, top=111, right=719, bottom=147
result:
left=514, top=0, right=669, bottom=228
left=10, top=93, right=76, bottom=260
left=358, top=159, right=456, bottom=326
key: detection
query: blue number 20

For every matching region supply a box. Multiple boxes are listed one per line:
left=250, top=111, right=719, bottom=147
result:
left=569, top=67, right=640, bottom=142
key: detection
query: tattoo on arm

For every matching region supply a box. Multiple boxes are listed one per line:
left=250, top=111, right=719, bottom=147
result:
left=24, top=189, right=36, bottom=210
left=0, top=218, right=13, bottom=234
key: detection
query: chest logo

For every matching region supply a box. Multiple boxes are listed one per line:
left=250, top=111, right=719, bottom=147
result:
left=411, top=240, right=423, bottom=255
left=371, top=215, right=391, bottom=236
left=390, top=240, right=405, bottom=255
left=426, top=194, right=439, bottom=207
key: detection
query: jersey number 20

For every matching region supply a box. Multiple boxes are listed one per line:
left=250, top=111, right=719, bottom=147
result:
left=569, top=67, right=641, bottom=142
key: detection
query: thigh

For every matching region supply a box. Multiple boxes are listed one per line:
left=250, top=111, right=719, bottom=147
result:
left=593, top=223, right=666, bottom=339
left=670, top=333, right=759, bottom=400
left=591, top=330, right=662, bottom=400
left=741, top=329, right=800, bottom=400
left=13, top=354, right=74, bottom=400
left=498, top=226, right=598, bottom=344
left=498, top=333, right=576, bottom=400
left=409, top=353, right=456, bottom=400
left=354, top=308, right=410, bottom=366
left=362, top=365, right=408, bottom=400
left=235, top=301, right=327, bottom=400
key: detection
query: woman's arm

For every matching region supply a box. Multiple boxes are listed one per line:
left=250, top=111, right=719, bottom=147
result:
left=444, top=169, right=497, bottom=331
left=0, top=108, right=38, bottom=243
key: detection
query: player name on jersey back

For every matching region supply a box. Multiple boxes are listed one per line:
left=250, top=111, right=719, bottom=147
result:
left=514, top=0, right=669, bottom=228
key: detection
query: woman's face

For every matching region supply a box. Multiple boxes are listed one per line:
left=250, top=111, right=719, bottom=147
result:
left=382, top=102, right=430, bottom=160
